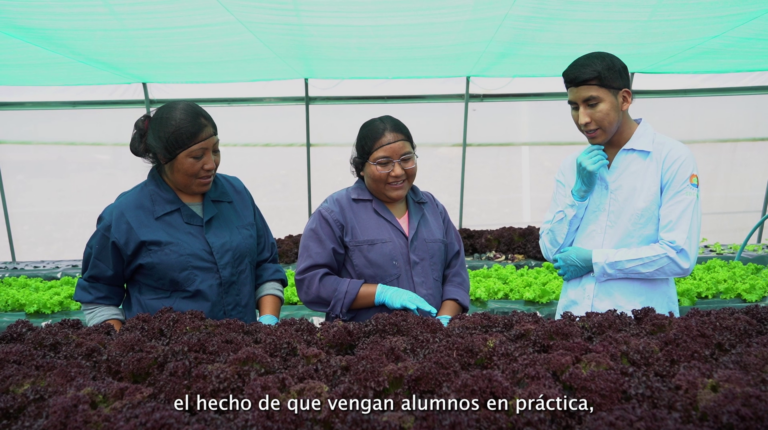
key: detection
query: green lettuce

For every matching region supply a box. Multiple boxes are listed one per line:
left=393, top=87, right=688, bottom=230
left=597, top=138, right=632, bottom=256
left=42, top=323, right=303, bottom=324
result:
left=468, top=263, right=563, bottom=304
left=283, top=270, right=302, bottom=305
left=674, top=259, right=768, bottom=306
left=2, top=259, right=766, bottom=314
left=0, top=276, right=81, bottom=314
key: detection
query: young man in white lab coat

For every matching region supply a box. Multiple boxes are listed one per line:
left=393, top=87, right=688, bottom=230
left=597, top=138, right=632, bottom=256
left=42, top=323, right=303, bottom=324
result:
left=539, top=52, right=701, bottom=318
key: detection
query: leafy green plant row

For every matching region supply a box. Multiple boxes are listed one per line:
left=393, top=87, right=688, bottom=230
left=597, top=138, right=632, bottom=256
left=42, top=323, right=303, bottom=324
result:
left=470, top=260, right=768, bottom=307
left=698, top=238, right=768, bottom=255
left=0, top=276, right=81, bottom=314
left=2, top=260, right=768, bottom=314
left=675, top=259, right=768, bottom=306
left=282, top=264, right=565, bottom=305
left=468, top=263, right=563, bottom=303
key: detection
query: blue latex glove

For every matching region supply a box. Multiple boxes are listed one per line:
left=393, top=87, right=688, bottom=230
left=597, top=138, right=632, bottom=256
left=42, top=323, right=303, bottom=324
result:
left=258, top=314, right=279, bottom=325
left=436, top=315, right=451, bottom=327
left=553, top=247, right=594, bottom=281
left=572, top=145, right=609, bottom=201
left=375, top=284, right=437, bottom=316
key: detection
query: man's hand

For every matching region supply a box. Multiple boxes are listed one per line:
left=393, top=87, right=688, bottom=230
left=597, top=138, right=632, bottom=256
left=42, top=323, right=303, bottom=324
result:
left=553, top=247, right=594, bottom=281
left=572, top=145, right=608, bottom=201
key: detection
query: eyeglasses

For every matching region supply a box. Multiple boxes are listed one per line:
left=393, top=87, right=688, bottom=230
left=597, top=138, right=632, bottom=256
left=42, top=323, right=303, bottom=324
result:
left=367, top=153, right=418, bottom=173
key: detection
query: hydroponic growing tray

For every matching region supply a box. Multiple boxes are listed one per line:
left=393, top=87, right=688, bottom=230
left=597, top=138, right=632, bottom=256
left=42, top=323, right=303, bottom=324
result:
left=3, top=297, right=767, bottom=333
left=2, top=307, right=766, bottom=429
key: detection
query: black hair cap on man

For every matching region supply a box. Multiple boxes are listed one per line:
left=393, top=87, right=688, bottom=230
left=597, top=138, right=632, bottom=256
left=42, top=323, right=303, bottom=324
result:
left=562, top=52, right=631, bottom=91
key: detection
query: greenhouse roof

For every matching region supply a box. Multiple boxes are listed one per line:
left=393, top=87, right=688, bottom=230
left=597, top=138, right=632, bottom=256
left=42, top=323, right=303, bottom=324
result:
left=1, top=0, right=768, bottom=86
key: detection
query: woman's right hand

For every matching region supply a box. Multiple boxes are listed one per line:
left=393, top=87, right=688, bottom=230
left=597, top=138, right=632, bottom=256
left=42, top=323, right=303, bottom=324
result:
left=105, top=319, right=123, bottom=332
left=374, top=284, right=437, bottom=316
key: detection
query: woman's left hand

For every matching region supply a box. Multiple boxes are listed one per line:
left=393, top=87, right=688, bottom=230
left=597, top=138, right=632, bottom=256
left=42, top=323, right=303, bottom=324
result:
left=258, top=314, right=279, bottom=325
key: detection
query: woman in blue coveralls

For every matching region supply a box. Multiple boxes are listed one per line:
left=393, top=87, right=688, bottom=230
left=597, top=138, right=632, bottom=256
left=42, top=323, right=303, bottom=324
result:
left=74, top=101, right=287, bottom=331
left=295, top=115, right=470, bottom=325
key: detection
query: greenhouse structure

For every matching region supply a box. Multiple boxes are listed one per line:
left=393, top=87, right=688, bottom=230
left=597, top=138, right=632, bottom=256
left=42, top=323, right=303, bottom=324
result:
left=1, top=1, right=768, bottom=428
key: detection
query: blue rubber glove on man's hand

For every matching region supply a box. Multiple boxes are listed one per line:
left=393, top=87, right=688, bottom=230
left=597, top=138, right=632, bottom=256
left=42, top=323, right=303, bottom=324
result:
left=436, top=315, right=451, bottom=327
left=572, top=145, right=609, bottom=201
left=375, top=284, right=437, bottom=316
left=553, top=247, right=594, bottom=281
left=258, top=314, right=279, bottom=325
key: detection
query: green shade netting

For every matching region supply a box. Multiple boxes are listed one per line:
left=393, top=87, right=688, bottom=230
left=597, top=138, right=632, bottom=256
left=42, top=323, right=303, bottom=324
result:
left=1, top=0, right=767, bottom=86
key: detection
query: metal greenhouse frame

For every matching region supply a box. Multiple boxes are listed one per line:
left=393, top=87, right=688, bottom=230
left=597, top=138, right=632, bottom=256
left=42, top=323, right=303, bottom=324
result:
left=2, top=81, right=768, bottom=262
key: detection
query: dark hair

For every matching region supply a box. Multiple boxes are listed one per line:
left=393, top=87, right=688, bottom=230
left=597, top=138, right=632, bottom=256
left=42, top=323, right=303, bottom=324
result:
left=562, top=52, right=631, bottom=92
left=350, top=115, right=415, bottom=178
left=129, top=101, right=218, bottom=166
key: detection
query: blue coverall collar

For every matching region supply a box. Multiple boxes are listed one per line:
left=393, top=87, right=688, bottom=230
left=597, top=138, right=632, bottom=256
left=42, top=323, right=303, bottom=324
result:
left=350, top=178, right=427, bottom=237
left=147, top=167, right=233, bottom=220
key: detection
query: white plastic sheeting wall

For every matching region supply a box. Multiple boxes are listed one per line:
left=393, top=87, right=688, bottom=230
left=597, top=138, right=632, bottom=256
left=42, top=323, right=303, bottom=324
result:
left=1, top=75, right=767, bottom=260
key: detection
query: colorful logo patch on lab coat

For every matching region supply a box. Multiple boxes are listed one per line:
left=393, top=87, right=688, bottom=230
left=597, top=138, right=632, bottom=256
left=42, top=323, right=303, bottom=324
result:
left=689, top=174, right=699, bottom=189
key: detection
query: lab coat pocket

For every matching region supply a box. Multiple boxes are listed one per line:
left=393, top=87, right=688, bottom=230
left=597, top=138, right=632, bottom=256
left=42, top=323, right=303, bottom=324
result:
left=144, top=244, right=200, bottom=291
left=425, top=238, right=448, bottom=282
left=627, top=193, right=661, bottom=240
left=347, top=238, right=401, bottom=284
left=236, top=222, right=260, bottom=266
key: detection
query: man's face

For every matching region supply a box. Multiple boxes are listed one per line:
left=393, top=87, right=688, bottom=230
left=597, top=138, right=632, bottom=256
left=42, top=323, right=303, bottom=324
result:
left=567, top=85, right=629, bottom=145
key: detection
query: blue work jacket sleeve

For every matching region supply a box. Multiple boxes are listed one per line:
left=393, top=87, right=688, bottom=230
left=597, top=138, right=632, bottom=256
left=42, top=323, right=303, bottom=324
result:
left=295, top=206, right=364, bottom=319
left=593, top=149, right=701, bottom=280
left=539, top=155, right=590, bottom=262
left=438, top=204, right=470, bottom=312
left=73, top=214, right=128, bottom=307
left=251, top=202, right=288, bottom=288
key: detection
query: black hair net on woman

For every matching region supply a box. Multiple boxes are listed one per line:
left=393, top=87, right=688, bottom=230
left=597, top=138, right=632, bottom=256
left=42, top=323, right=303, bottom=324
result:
left=130, top=101, right=218, bottom=167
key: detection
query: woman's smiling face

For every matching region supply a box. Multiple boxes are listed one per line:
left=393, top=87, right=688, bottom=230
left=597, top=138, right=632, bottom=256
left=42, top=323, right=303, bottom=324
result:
left=361, top=132, right=417, bottom=207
